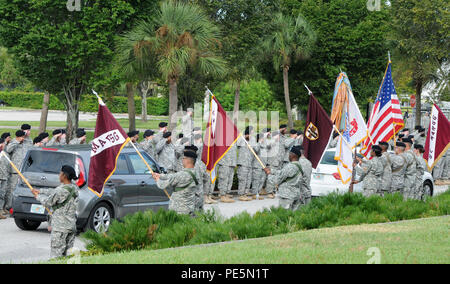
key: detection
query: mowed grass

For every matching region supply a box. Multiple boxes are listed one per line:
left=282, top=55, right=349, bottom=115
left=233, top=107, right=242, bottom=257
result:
left=55, top=216, right=450, bottom=264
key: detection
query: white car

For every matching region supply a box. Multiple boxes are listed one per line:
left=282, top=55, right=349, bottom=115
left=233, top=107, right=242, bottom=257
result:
left=311, top=148, right=435, bottom=197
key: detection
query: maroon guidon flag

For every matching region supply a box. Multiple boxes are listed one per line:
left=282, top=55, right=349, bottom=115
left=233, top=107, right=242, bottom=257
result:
left=202, top=93, right=241, bottom=183
left=88, top=98, right=130, bottom=197
left=303, top=93, right=334, bottom=169
left=424, top=104, right=450, bottom=171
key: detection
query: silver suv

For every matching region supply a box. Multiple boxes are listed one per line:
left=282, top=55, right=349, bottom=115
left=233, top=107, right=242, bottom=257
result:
left=12, top=145, right=172, bottom=233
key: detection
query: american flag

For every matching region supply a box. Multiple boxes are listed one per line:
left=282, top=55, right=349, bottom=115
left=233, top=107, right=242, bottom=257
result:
left=361, top=61, right=404, bottom=156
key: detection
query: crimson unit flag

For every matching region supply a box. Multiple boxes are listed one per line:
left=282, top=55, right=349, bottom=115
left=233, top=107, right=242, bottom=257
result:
left=88, top=99, right=130, bottom=197
left=303, top=94, right=334, bottom=169
left=424, top=104, right=450, bottom=171
left=202, top=93, right=241, bottom=183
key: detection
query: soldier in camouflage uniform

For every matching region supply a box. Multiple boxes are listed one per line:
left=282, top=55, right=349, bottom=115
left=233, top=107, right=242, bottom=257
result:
left=21, top=124, right=33, bottom=147
left=249, top=134, right=266, bottom=200
left=140, top=130, right=156, bottom=159
left=5, top=130, right=27, bottom=210
left=282, top=129, right=298, bottom=166
left=182, top=108, right=194, bottom=143
left=155, top=132, right=177, bottom=174
left=378, top=142, right=392, bottom=196
left=299, top=147, right=312, bottom=204
left=47, top=129, right=65, bottom=146
left=0, top=138, right=9, bottom=218
left=390, top=142, right=407, bottom=194
left=68, top=129, right=87, bottom=145
left=217, top=143, right=237, bottom=203
left=402, top=138, right=417, bottom=199
left=174, top=137, right=190, bottom=172
left=153, top=122, right=168, bottom=154
left=352, top=145, right=384, bottom=197
left=264, top=132, right=282, bottom=199
left=413, top=144, right=426, bottom=200
left=236, top=127, right=254, bottom=201
left=193, top=135, right=217, bottom=204
left=153, top=150, right=199, bottom=216
left=32, top=165, right=79, bottom=259
left=264, top=146, right=304, bottom=210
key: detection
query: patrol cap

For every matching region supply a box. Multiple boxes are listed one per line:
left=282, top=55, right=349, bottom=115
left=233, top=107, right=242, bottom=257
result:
left=1, top=132, right=11, bottom=139
left=183, top=150, right=197, bottom=160
left=33, top=136, right=43, bottom=144
left=61, top=165, right=78, bottom=180
left=127, top=130, right=139, bottom=138
left=143, top=130, right=155, bottom=138
left=414, top=144, right=424, bottom=150
left=290, top=145, right=302, bottom=157
left=163, top=131, right=172, bottom=139
left=159, top=122, right=168, bottom=128
left=52, top=129, right=62, bottom=135
left=76, top=128, right=86, bottom=138
left=396, top=142, right=406, bottom=148
left=21, top=124, right=31, bottom=130
left=16, top=130, right=26, bottom=137
left=290, top=129, right=297, bottom=135
left=403, top=138, right=413, bottom=144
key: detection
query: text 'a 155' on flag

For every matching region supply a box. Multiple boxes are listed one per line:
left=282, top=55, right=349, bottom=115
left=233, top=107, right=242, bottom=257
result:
left=331, top=72, right=368, bottom=184
left=303, top=93, right=334, bottom=169
left=88, top=99, right=130, bottom=197
left=201, top=94, right=241, bottom=183
left=424, top=104, right=450, bottom=171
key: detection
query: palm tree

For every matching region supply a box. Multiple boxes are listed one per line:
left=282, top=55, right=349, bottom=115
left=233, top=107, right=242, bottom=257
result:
left=261, top=13, right=316, bottom=129
left=121, top=1, right=226, bottom=130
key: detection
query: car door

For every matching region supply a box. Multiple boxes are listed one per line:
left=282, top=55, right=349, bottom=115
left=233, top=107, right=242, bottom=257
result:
left=106, top=153, right=139, bottom=219
left=127, top=152, right=171, bottom=212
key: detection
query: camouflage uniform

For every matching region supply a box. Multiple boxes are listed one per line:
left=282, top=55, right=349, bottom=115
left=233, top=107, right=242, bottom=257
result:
left=414, top=154, right=426, bottom=200
left=155, top=138, right=177, bottom=173
left=182, top=113, right=194, bottom=142
left=195, top=143, right=214, bottom=197
left=156, top=168, right=199, bottom=215
left=237, top=137, right=254, bottom=196
left=390, top=153, right=407, bottom=194
left=174, top=141, right=186, bottom=173
left=249, top=139, right=265, bottom=196
left=403, top=150, right=417, bottom=199
left=141, top=138, right=156, bottom=159
left=152, top=131, right=165, bottom=161
left=356, top=157, right=383, bottom=197
left=46, top=136, right=63, bottom=146
left=282, top=137, right=296, bottom=165
left=217, top=144, right=237, bottom=196
left=266, top=137, right=282, bottom=194
left=379, top=152, right=392, bottom=195
left=299, top=156, right=312, bottom=204
left=415, top=135, right=426, bottom=147
left=68, top=138, right=85, bottom=145
left=0, top=153, right=10, bottom=210
left=268, top=161, right=304, bottom=210
left=36, top=183, right=79, bottom=258
left=5, top=139, right=28, bottom=210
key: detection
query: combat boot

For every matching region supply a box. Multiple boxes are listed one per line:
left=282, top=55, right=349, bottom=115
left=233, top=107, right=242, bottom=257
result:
left=220, top=195, right=235, bottom=203
left=204, top=195, right=213, bottom=204
left=259, top=188, right=268, bottom=195
left=208, top=195, right=218, bottom=204
left=267, top=193, right=275, bottom=199
left=238, top=195, right=252, bottom=201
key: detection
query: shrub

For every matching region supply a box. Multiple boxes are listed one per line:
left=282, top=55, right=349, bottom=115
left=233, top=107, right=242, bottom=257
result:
left=81, top=191, right=450, bottom=255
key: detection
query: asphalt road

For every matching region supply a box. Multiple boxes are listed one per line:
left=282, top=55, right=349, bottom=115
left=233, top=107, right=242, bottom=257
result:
left=0, top=186, right=447, bottom=264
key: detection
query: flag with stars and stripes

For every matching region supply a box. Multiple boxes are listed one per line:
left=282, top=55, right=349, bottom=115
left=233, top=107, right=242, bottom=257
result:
left=361, top=60, right=404, bottom=156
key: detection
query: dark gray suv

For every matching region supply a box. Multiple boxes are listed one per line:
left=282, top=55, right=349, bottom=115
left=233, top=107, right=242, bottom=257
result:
left=12, top=145, right=172, bottom=233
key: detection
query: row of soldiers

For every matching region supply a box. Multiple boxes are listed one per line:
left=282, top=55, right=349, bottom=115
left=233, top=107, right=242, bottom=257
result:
left=133, top=122, right=312, bottom=213
left=0, top=125, right=88, bottom=219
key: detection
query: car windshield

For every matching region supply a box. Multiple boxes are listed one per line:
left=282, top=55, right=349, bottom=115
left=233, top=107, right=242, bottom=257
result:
left=23, top=150, right=75, bottom=174
left=128, top=153, right=158, bottom=174
left=320, top=150, right=338, bottom=166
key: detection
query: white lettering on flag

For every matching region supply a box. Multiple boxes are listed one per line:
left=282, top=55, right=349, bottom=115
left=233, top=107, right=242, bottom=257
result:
left=427, top=106, right=439, bottom=167
left=210, top=99, right=218, bottom=138
left=90, top=129, right=126, bottom=157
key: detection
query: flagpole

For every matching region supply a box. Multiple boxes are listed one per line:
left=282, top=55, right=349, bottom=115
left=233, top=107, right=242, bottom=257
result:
left=332, top=126, right=354, bottom=152
left=127, top=141, right=171, bottom=200
left=241, top=136, right=266, bottom=169
left=1, top=151, right=52, bottom=215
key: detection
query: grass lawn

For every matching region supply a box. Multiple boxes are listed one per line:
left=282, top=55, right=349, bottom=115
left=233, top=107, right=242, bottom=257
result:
left=54, top=216, right=450, bottom=264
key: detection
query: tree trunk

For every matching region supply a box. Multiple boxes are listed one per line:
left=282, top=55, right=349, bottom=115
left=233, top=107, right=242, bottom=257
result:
left=138, top=81, right=149, bottom=122
left=39, top=91, right=50, bottom=133
left=283, top=65, right=294, bottom=129
left=63, top=86, right=82, bottom=143
left=127, top=82, right=136, bottom=132
left=168, top=77, right=178, bottom=131
left=233, top=80, right=241, bottom=125
left=415, top=79, right=423, bottom=126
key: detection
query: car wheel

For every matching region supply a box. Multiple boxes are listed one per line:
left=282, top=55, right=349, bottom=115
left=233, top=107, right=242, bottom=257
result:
left=423, top=181, right=433, bottom=198
left=87, top=203, right=113, bottom=233
left=14, top=218, right=41, bottom=231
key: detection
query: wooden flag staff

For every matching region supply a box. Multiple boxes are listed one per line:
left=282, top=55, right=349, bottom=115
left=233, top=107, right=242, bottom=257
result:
left=1, top=151, right=52, bottom=215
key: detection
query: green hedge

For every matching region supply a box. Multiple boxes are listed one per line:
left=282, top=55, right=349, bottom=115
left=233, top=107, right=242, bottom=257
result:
left=0, top=91, right=169, bottom=115
left=81, top=191, right=450, bottom=254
